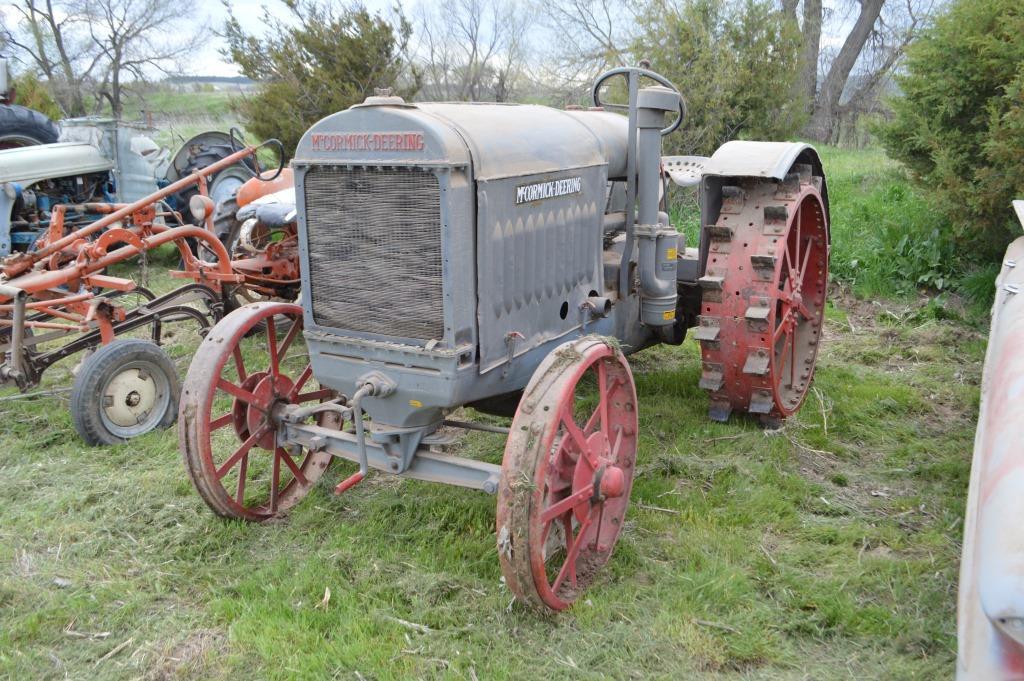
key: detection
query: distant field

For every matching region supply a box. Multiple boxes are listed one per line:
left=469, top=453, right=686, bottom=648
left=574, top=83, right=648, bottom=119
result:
left=119, top=87, right=244, bottom=149
left=0, top=145, right=978, bottom=679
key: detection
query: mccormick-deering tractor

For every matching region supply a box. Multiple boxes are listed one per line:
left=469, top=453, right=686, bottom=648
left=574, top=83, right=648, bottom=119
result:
left=178, top=67, right=830, bottom=611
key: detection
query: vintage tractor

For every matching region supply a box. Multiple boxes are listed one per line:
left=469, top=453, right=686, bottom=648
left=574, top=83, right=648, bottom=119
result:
left=178, top=67, right=830, bottom=610
left=0, top=119, right=257, bottom=257
left=957, top=200, right=1024, bottom=678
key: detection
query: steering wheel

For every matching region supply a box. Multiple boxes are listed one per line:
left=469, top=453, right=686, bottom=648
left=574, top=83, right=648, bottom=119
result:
left=591, top=67, right=686, bottom=137
left=229, top=127, right=286, bottom=182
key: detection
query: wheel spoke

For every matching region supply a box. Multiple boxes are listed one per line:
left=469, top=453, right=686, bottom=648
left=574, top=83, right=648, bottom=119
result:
left=541, top=484, right=594, bottom=523
left=235, top=453, right=249, bottom=503
left=296, top=388, right=333, bottom=404
left=277, top=447, right=308, bottom=486
left=776, top=327, right=793, bottom=379
left=798, top=235, right=814, bottom=284
left=217, top=378, right=259, bottom=406
left=278, top=319, right=302, bottom=361
left=610, top=425, right=624, bottom=461
left=288, top=364, right=313, bottom=400
left=210, top=412, right=233, bottom=431
left=232, top=346, right=247, bottom=382
left=266, top=316, right=279, bottom=375
left=552, top=512, right=596, bottom=593
left=773, top=313, right=790, bottom=343
left=561, top=406, right=598, bottom=468
left=216, top=424, right=266, bottom=480
left=783, top=242, right=798, bottom=286
left=269, top=448, right=281, bottom=513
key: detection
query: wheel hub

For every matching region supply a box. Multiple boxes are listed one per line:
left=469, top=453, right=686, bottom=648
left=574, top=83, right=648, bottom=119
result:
left=246, top=373, right=294, bottom=450
left=598, top=465, right=626, bottom=499
left=569, top=430, right=627, bottom=521
left=103, top=368, right=157, bottom=427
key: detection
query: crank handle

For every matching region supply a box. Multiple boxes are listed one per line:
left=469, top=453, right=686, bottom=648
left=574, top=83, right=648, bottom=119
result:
left=334, top=471, right=365, bottom=495
left=334, top=383, right=374, bottom=495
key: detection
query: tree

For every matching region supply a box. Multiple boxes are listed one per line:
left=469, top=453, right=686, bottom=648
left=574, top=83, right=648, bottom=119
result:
left=11, top=70, right=62, bottom=119
left=88, top=0, right=202, bottom=117
left=3, top=0, right=203, bottom=117
left=536, top=0, right=633, bottom=85
left=879, top=0, right=1024, bottom=260
left=414, top=0, right=532, bottom=102
left=632, top=0, right=805, bottom=155
left=224, top=1, right=419, bottom=157
left=783, top=0, right=936, bottom=142
left=3, top=0, right=100, bottom=116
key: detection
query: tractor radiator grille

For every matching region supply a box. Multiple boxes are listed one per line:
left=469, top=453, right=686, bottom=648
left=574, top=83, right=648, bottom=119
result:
left=303, top=166, right=444, bottom=341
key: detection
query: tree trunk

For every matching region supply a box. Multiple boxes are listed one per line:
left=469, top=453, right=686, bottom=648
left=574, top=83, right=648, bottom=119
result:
left=44, top=0, right=86, bottom=116
left=804, top=0, right=885, bottom=142
left=799, top=0, right=822, bottom=111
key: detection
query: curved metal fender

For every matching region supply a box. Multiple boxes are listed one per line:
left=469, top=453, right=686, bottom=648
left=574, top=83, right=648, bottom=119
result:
left=958, top=202, right=1024, bottom=680
left=695, top=141, right=830, bottom=276
left=700, top=140, right=829, bottom=226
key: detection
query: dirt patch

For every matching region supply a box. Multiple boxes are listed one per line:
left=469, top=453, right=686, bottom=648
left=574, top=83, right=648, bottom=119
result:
left=143, top=628, right=226, bottom=681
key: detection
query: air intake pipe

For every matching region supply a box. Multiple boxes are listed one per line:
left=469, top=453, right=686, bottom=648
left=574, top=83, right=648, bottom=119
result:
left=636, top=86, right=680, bottom=327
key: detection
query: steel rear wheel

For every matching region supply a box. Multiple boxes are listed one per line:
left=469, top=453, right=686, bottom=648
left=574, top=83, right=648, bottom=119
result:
left=497, top=337, right=638, bottom=611
left=697, top=166, right=829, bottom=423
left=179, top=302, right=336, bottom=522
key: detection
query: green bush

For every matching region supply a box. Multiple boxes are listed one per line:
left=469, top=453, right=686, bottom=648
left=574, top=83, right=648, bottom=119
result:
left=633, top=0, right=805, bottom=156
left=224, top=1, right=419, bottom=158
left=11, top=71, right=62, bottom=121
left=879, top=0, right=1024, bottom=264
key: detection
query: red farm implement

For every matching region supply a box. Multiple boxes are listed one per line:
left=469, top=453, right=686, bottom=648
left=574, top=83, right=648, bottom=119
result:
left=0, top=137, right=299, bottom=444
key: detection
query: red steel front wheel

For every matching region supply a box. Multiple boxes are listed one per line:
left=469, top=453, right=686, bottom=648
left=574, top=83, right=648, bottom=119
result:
left=179, top=302, right=337, bottom=521
left=497, top=337, right=638, bottom=611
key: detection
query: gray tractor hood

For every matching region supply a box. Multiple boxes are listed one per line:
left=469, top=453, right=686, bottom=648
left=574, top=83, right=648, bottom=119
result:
left=0, top=142, right=113, bottom=186
left=293, top=98, right=629, bottom=180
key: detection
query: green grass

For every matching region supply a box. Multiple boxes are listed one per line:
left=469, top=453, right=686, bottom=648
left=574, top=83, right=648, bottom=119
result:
left=0, top=147, right=981, bottom=679
left=130, top=89, right=239, bottom=118
left=819, top=146, right=1001, bottom=314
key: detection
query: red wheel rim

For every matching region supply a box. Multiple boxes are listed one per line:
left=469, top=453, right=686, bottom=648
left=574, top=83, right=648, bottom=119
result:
left=771, top=193, right=828, bottom=414
left=497, top=338, right=638, bottom=611
left=179, top=302, right=336, bottom=521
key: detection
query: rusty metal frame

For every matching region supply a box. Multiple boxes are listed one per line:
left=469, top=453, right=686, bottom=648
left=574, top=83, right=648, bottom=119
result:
left=0, top=139, right=298, bottom=392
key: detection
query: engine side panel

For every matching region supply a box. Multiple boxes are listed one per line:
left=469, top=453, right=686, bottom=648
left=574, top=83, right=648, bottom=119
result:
left=476, top=165, right=607, bottom=373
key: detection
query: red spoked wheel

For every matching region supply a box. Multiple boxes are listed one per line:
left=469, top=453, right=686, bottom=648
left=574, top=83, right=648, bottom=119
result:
left=497, top=337, right=638, bottom=611
left=697, top=164, right=829, bottom=423
left=179, top=302, right=336, bottom=521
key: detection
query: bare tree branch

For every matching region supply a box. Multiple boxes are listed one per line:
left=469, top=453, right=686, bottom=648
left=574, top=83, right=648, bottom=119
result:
left=4, top=0, right=205, bottom=117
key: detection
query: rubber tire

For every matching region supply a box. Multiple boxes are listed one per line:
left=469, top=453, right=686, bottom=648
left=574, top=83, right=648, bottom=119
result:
left=0, top=104, right=59, bottom=146
left=70, top=340, right=180, bottom=446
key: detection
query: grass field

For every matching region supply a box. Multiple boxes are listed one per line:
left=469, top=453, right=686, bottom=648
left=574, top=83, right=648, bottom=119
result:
left=0, top=145, right=984, bottom=679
